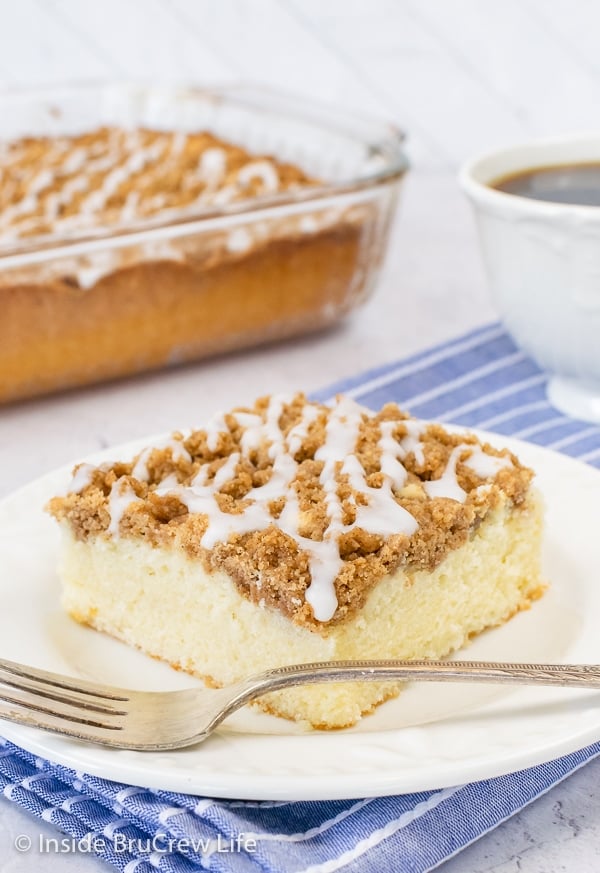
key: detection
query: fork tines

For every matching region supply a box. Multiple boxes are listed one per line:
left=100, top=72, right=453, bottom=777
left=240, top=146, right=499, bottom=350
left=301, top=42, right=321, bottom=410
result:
left=0, top=657, right=128, bottom=737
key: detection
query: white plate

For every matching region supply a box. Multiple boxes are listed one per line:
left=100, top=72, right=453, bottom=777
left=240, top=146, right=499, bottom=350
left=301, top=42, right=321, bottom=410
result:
left=1, top=431, right=599, bottom=800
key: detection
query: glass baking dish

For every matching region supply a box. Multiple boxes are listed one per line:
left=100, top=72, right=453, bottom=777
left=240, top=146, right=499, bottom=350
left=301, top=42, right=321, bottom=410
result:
left=0, top=83, right=408, bottom=403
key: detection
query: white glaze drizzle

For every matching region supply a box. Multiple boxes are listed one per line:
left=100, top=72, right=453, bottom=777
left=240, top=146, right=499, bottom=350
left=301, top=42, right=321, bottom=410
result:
left=424, top=445, right=468, bottom=503
left=212, top=452, right=241, bottom=489
left=378, top=421, right=409, bottom=487
left=343, top=453, right=417, bottom=537
left=29, top=169, right=54, bottom=196
left=157, top=472, right=179, bottom=490
left=197, top=147, right=227, bottom=186
left=204, top=412, right=229, bottom=452
left=169, top=131, right=187, bottom=160
left=287, top=404, right=319, bottom=456
left=424, top=443, right=513, bottom=504
left=107, top=480, right=138, bottom=537
left=236, top=160, right=280, bottom=193
left=68, top=462, right=96, bottom=494
left=463, top=446, right=512, bottom=478
left=233, top=412, right=263, bottom=430
left=401, top=419, right=427, bottom=465
left=119, top=190, right=140, bottom=223
left=131, top=437, right=191, bottom=482
left=62, top=146, right=88, bottom=175
left=211, top=184, right=237, bottom=206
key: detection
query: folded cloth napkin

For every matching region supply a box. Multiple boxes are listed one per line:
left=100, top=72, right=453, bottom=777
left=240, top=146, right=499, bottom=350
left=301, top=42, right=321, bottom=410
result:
left=2, top=322, right=600, bottom=873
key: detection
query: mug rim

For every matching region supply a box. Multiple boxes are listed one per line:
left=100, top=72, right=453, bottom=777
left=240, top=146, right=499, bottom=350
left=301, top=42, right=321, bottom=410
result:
left=459, top=133, right=600, bottom=218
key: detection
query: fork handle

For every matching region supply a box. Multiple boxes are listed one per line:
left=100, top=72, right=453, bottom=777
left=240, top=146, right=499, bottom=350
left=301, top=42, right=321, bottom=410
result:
left=236, top=660, right=600, bottom=702
left=197, top=661, right=600, bottom=739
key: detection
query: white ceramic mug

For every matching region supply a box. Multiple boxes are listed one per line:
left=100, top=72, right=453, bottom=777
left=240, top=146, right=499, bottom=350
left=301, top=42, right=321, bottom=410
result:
left=460, top=135, right=600, bottom=423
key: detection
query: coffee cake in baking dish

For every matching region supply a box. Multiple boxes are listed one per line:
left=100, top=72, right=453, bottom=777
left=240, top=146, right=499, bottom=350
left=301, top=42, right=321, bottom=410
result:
left=0, top=127, right=386, bottom=403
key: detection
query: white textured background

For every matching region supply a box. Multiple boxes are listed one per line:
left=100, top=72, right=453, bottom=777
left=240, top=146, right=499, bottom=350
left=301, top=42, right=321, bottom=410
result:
left=1, top=2, right=600, bottom=872
left=0, top=0, right=599, bottom=169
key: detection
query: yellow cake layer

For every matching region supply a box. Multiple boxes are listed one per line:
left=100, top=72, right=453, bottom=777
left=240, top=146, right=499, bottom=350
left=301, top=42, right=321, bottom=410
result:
left=57, top=492, right=544, bottom=729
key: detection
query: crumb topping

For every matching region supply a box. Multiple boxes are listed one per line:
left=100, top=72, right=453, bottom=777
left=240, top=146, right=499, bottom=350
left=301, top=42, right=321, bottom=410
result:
left=0, top=127, right=316, bottom=242
left=47, top=394, right=534, bottom=628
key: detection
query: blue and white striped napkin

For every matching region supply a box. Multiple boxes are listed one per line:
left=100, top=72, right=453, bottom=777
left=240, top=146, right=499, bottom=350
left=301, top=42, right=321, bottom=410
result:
left=2, top=322, right=600, bottom=873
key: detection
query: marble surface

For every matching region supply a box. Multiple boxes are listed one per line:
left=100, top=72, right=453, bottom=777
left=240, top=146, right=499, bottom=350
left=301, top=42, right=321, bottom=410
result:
left=0, top=169, right=599, bottom=871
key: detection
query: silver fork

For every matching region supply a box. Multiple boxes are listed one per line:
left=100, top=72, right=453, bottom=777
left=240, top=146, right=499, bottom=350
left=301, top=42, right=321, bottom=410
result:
left=1, top=657, right=600, bottom=750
